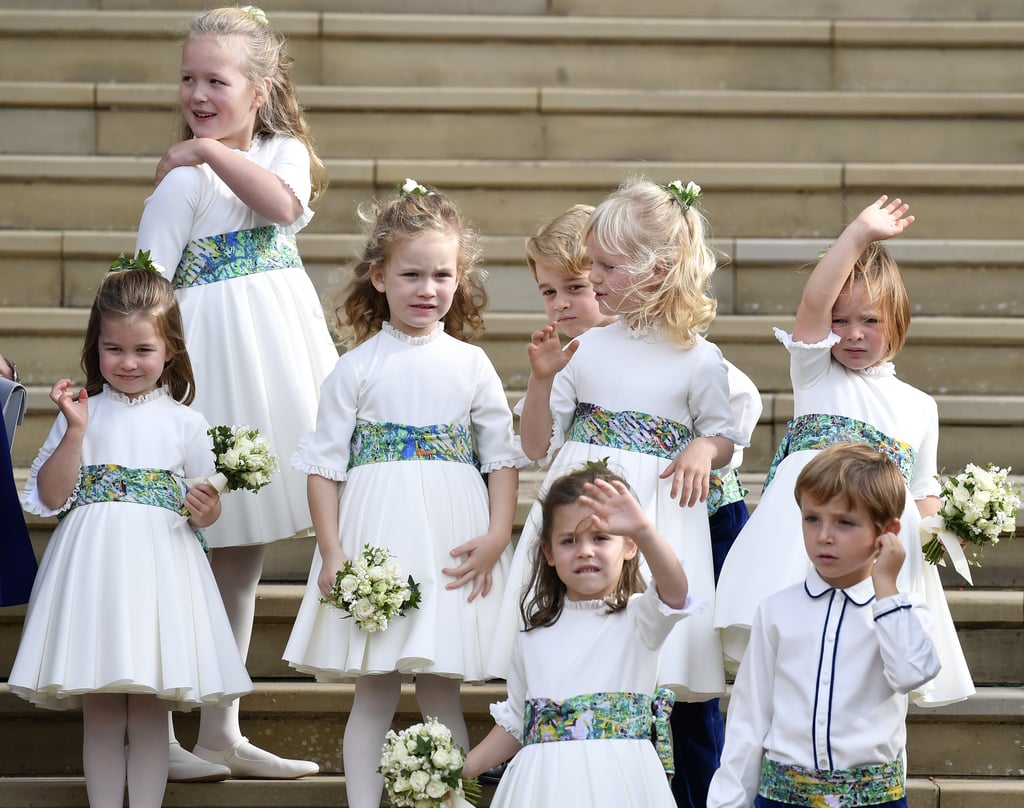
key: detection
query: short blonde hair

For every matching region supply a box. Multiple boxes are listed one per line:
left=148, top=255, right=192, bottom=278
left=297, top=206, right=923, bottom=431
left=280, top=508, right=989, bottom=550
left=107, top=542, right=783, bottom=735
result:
left=585, top=176, right=717, bottom=347
left=794, top=442, right=906, bottom=531
left=846, top=242, right=911, bottom=361
left=525, top=204, right=595, bottom=280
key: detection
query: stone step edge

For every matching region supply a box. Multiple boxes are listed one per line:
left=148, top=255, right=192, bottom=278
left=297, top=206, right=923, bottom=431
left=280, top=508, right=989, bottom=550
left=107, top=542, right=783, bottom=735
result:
left=4, top=309, right=1024, bottom=344
left=1, top=10, right=1023, bottom=48
left=0, top=775, right=1020, bottom=808
left=6, top=81, right=1024, bottom=118
left=5, top=155, right=1024, bottom=190
left=5, top=229, right=1024, bottom=268
left=1, top=682, right=1021, bottom=718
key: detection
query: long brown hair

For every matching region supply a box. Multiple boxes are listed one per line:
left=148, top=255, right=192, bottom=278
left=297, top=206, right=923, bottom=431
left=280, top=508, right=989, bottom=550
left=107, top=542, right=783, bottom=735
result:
left=81, top=269, right=196, bottom=404
left=331, top=186, right=486, bottom=348
left=178, top=7, right=328, bottom=202
left=521, top=464, right=645, bottom=631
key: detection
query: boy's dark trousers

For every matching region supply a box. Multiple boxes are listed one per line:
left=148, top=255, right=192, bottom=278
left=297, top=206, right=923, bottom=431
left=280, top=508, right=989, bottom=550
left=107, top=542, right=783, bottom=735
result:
left=670, top=500, right=749, bottom=808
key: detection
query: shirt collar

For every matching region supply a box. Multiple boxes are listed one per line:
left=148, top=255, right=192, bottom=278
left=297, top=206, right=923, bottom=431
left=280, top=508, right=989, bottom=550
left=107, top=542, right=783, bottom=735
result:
left=804, top=568, right=876, bottom=607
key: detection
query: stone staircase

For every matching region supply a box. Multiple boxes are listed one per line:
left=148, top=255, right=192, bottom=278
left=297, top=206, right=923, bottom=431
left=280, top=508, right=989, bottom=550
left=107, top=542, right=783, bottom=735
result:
left=0, top=2, right=1022, bottom=807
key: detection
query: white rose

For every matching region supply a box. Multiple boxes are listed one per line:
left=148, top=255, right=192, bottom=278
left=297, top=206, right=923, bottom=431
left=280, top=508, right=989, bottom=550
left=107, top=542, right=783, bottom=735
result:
left=350, top=598, right=376, bottom=621
left=221, top=448, right=242, bottom=469
left=409, top=769, right=430, bottom=792
left=426, top=779, right=447, bottom=799
left=430, top=748, right=449, bottom=768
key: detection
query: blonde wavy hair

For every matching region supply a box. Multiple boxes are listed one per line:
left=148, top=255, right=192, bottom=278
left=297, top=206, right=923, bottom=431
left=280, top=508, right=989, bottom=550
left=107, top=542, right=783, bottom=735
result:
left=585, top=176, right=718, bottom=346
left=525, top=203, right=595, bottom=280
left=331, top=187, right=486, bottom=347
left=846, top=242, right=911, bottom=361
left=177, top=6, right=328, bottom=202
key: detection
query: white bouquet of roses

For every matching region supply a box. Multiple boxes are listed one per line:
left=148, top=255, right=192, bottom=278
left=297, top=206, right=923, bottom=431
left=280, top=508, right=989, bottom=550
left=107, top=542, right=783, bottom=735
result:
left=320, top=544, right=422, bottom=633
left=379, top=717, right=480, bottom=808
left=920, top=462, right=1020, bottom=584
left=204, top=424, right=279, bottom=493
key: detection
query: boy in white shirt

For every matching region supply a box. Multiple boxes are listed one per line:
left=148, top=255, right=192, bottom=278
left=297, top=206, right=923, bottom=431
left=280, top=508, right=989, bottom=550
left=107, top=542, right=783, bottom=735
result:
left=707, top=442, right=941, bottom=808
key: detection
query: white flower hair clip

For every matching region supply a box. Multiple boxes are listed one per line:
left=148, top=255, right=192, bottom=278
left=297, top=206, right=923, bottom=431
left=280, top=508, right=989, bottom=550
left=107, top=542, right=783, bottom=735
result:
left=240, top=5, right=269, bottom=26
left=399, top=177, right=433, bottom=197
left=662, top=179, right=702, bottom=211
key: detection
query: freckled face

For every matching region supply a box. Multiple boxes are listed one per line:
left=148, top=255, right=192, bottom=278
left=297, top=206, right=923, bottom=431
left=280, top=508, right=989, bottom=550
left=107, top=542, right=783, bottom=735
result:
left=830, top=282, right=890, bottom=370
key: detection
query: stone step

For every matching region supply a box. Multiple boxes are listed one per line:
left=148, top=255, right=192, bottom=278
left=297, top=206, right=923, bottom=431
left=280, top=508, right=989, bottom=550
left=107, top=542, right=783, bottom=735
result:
left=6, top=81, right=1024, bottom=164
left=0, top=681, right=1021, bottom=779
left=14, top=0, right=1018, bottom=20
left=4, top=230, right=1023, bottom=320
left=0, top=12, right=1021, bottom=92
left=1, top=155, right=1023, bottom=239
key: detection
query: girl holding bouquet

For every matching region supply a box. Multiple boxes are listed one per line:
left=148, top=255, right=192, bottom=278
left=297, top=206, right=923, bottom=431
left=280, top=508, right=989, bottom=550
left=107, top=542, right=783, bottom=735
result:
left=9, top=268, right=252, bottom=808
left=283, top=182, right=525, bottom=808
left=463, top=463, right=697, bottom=808
left=133, top=5, right=336, bottom=779
left=714, top=194, right=974, bottom=706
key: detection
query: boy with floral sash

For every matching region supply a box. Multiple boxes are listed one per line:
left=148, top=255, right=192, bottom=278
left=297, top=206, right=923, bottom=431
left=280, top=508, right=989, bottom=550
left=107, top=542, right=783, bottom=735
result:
left=707, top=443, right=941, bottom=808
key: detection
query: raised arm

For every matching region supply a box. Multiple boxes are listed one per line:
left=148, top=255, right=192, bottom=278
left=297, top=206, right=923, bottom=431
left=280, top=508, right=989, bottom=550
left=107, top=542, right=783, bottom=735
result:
left=35, top=380, right=88, bottom=510
left=519, top=324, right=578, bottom=460
left=793, top=195, right=914, bottom=344
left=578, top=477, right=689, bottom=609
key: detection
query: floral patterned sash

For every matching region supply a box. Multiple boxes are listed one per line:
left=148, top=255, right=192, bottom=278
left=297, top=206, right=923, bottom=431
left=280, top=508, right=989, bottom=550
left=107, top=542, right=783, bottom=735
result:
left=759, top=756, right=905, bottom=807
left=59, top=464, right=207, bottom=550
left=762, top=413, right=916, bottom=492
left=568, top=402, right=740, bottom=515
left=172, top=225, right=302, bottom=289
left=523, top=689, right=676, bottom=774
left=348, top=422, right=476, bottom=470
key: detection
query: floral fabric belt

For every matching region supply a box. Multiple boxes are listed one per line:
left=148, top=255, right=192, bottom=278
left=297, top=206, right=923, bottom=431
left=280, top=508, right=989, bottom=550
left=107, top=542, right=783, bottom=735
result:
left=523, top=689, right=676, bottom=774
left=173, top=225, right=302, bottom=289
left=762, top=413, right=916, bottom=492
left=759, top=756, right=905, bottom=807
left=59, top=463, right=206, bottom=550
left=567, top=402, right=739, bottom=515
left=348, top=422, right=476, bottom=469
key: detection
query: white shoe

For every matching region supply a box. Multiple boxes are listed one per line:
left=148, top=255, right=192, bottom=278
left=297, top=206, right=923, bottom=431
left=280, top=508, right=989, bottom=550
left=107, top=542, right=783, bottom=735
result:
left=167, top=740, right=232, bottom=782
left=192, top=737, right=319, bottom=779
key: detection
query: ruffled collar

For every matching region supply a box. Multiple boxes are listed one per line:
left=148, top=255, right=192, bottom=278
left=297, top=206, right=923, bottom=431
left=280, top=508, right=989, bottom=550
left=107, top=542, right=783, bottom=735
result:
left=382, top=321, right=444, bottom=346
left=564, top=597, right=612, bottom=612
left=102, top=384, right=167, bottom=406
left=617, top=319, right=665, bottom=343
left=855, top=361, right=896, bottom=378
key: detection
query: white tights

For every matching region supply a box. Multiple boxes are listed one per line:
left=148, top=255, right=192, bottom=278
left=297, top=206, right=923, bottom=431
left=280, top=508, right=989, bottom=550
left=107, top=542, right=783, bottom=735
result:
left=343, top=673, right=468, bottom=808
left=83, top=693, right=169, bottom=808
left=167, top=543, right=266, bottom=750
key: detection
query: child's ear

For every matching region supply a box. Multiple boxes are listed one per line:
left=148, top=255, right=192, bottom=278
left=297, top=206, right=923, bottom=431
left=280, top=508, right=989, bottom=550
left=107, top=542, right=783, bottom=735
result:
left=881, top=516, right=901, bottom=536
left=253, top=77, right=272, bottom=110
left=539, top=541, right=555, bottom=566
left=622, top=538, right=639, bottom=561
left=370, top=263, right=386, bottom=292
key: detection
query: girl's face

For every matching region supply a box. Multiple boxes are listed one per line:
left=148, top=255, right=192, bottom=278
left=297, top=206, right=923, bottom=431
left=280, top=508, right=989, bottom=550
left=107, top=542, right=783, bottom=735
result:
left=98, top=315, right=170, bottom=400
left=179, top=35, right=266, bottom=150
left=541, top=500, right=638, bottom=602
left=371, top=233, right=460, bottom=338
left=830, top=281, right=890, bottom=370
left=585, top=233, right=642, bottom=315
left=535, top=260, right=616, bottom=339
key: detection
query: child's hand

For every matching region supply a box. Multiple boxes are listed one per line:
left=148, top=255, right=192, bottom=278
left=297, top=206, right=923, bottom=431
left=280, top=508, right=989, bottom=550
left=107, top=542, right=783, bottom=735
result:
left=317, top=546, right=348, bottom=600
left=443, top=530, right=510, bottom=601
left=184, top=481, right=221, bottom=529
left=578, top=478, right=653, bottom=543
left=871, top=531, right=905, bottom=598
left=851, top=195, right=915, bottom=244
left=155, top=139, right=211, bottom=185
left=659, top=440, right=715, bottom=508
left=526, top=323, right=578, bottom=382
left=50, top=379, right=88, bottom=432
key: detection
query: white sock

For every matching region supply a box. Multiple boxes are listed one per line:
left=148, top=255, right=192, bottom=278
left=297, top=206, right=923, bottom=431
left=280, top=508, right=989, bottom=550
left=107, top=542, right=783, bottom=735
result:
left=125, top=695, right=169, bottom=808
left=195, top=544, right=265, bottom=751
left=344, top=672, right=402, bottom=808
left=82, top=693, right=128, bottom=808
left=415, top=674, right=469, bottom=751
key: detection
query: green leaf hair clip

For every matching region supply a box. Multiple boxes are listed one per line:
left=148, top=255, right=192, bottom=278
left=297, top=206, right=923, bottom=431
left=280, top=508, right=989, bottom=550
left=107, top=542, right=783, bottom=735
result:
left=240, top=5, right=269, bottom=25
left=580, top=457, right=612, bottom=474
left=109, top=250, right=160, bottom=274
left=662, top=179, right=702, bottom=211
left=398, top=177, right=433, bottom=198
